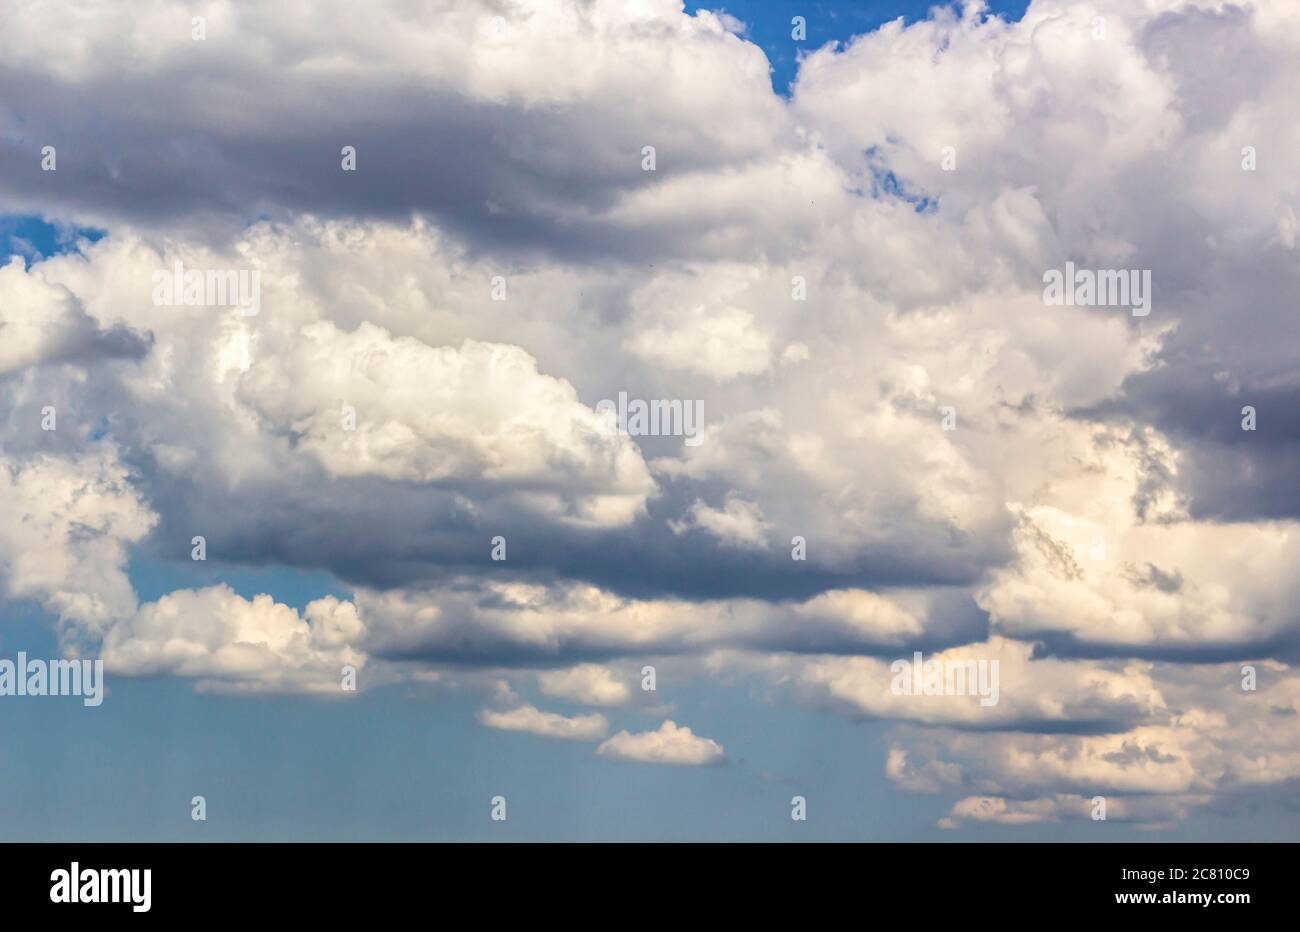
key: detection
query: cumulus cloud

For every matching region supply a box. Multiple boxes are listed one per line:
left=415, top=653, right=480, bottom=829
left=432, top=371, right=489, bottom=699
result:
left=0, top=256, right=148, bottom=375
left=784, top=636, right=1164, bottom=731
left=882, top=659, right=1300, bottom=827
left=625, top=267, right=775, bottom=381
left=975, top=423, right=1300, bottom=660
left=669, top=493, right=773, bottom=549
left=236, top=319, right=655, bottom=526
left=596, top=720, right=725, bottom=766
left=0, top=0, right=790, bottom=258
left=537, top=664, right=632, bottom=707
left=478, top=704, right=609, bottom=741
left=0, top=451, right=155, bottom=632
left=100, top=585, right=367, bottom=695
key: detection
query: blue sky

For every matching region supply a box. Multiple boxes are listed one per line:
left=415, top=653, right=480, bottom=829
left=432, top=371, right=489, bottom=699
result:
left=685, top=0, right=1030, bottom=93
left=3, top=0, right=1300, bottom=842
left=0, top=215, right=103, bottom=267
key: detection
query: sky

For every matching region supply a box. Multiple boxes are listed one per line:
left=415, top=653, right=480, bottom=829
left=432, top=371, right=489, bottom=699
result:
left=1, top=0, right=1299, bottom=841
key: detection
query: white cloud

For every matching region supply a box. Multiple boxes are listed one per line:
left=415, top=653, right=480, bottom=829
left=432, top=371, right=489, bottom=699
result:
left=785, top=636, right=1163, bottom=729
left=100, top=585, right=367, bottom=695
left=596, top=720, right=725, bottom=766
left=356, top=579, right=947, bottom=661
left=669, top=493, right=772, bottom=549
left=976, top=423, right=1300, bottom=655
left=0, top=452, right=155, bottom=632
left=236, top=319, right=656, bottom=527
left=626, top=270, right=775, bottom=382
left=937, top=793, right=1202, bottom=829
left=478, top=704, right=608, bottom=741
left=885, top=660, right=1300, bottom=822
left=538, top=664, right=632, bottom=707
left=0, top=257, right=142, bottom=374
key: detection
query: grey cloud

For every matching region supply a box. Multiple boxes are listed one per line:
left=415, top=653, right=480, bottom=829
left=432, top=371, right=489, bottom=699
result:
left=0, top=1, right=793, bottom=263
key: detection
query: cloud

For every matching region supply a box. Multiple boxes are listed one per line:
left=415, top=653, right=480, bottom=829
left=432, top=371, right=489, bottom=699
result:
left=625, top=267, right=774, bottom=381
left=8, top=224, right=1014, bottom=603
left=0, top=256, right=148, bottom=375
left=236, top=318, right=655, bottom=527
left=937, top=793, right=1203, bottom=829
left=355, top=579, right=964, bottom=665
left=100, top=585, right=367, bottom=695
left=0, top=451, right=155, bottom=633
left=478, top=704, right=609, bottom=741
left=596, top=720, right=725, bottom=766
left=669, top=493, right=773, bottom=549
left=784, top=636, right=1164, bottom=731
left=0, top=0, right=789, bottom=259
left=975, top=424, right=1300, bottom=661
left=537, top=664, right=632, bottom=707
left=884, top=660, right=1300, bottom=825
left=792, top=0, right=1300, bottom=523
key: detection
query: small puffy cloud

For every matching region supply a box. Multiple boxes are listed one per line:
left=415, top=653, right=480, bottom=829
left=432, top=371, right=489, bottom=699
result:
left=101, top=585, right=367, bottom=695
left=478, top=704, right=609, bottom=741
left=596, top=719, right=725, bottom=766
left=538, top=664, right=631, bottom=707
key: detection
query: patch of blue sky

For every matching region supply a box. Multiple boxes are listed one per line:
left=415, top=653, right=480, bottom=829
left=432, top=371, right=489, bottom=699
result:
left=127, top=557, right=353, bottom=613
left=684, top=0, right=1031, bottom=96
left=0, top=213, right=105, bottom=268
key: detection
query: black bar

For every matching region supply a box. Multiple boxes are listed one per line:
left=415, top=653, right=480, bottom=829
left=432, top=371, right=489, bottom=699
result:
left=4, top=842, right=1286, bottom=918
